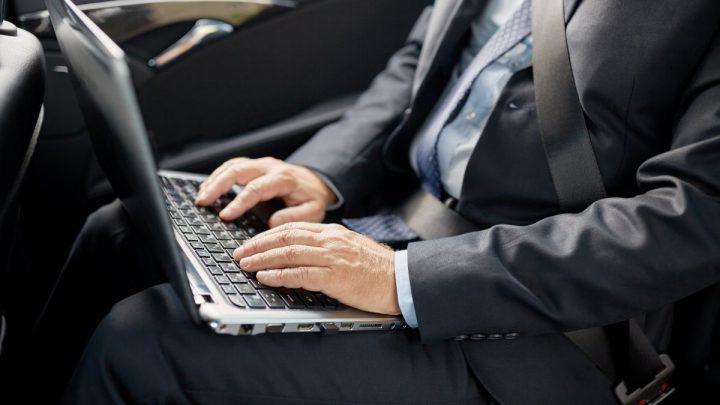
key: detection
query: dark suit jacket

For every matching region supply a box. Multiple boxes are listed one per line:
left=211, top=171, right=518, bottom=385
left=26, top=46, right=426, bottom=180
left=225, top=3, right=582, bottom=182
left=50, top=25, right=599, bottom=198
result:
left=289, top=0, right=720, bottom=403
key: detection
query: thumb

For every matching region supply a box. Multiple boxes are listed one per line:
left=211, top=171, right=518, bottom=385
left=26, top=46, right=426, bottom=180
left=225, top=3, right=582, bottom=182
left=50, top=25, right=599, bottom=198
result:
left=268, top=201, right=325, bottom=228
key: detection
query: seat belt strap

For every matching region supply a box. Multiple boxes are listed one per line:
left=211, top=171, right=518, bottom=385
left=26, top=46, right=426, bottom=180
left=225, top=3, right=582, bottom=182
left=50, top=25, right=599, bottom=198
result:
left=531, top=0, right=674, bottom=403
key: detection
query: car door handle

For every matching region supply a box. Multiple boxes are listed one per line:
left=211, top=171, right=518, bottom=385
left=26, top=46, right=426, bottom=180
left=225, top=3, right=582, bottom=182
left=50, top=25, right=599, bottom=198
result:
left=148, top=19, right=234, bottom=69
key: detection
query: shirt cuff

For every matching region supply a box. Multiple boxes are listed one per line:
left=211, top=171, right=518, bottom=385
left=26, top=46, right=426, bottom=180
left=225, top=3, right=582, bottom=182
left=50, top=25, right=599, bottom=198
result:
left=394, top=250, right=419, bottom=328
left=312, top=171, right=344, bottom=211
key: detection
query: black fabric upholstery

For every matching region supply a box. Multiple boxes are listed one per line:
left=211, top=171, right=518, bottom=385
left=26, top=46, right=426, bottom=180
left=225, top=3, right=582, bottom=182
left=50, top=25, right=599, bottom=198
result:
left=0, top=26, right=45, bottom=349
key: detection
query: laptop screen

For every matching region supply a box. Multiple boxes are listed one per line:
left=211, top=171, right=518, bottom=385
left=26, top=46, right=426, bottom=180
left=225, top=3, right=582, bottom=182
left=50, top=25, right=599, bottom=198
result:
left=45, top=0, right=200, bottom=323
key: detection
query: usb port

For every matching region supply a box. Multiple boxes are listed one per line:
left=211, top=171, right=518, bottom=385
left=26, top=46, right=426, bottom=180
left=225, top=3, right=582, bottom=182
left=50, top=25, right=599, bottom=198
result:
left=297, top=323, right=314, bottom=332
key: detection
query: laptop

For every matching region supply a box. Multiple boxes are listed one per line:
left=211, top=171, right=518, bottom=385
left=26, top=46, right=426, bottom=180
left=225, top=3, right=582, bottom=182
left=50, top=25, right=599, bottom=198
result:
left=45, top=0, right=405, bottom=335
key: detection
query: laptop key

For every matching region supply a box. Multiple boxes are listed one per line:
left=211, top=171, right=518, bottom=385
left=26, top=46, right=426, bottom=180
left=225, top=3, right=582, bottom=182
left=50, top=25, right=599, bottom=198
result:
left=227, top=273, right=246, bottom=283
left=202, top=258, right=215, bottom=267
left=189, top=241, right=204, bottom=250
left=222, top=222, right=238, bottom=231
left=228, top=294, right=246, bottom=308
left=195, top=248, right=211, bottom=258
left=185, top=233, right=199, bottom=242
left=235, top=283, right=255, bottom=294
left=229, top=230, right=248, bottom=241
left=208, top=223, right=225, bottom=232
left=221, top=284, right=236, bottom=295
left=196, top=206, right=212, bottom=215
left=192, top=226, right=211, bottom=235
left=201, top=213, right=219, bottom=223
left=207, top=266, right=223, bottom=276
left=176, top=201, right=193, bottom=210
left=242, top=270, right=256, bottom=279
left=215, top=275, right=230, bottom=284
left=186, top=217, right=203, bottom=226
left=296, top=289, right=323, bottom=308
left=205, top=243, right=224, bottom=253
left=221, top=240, right=239, bottom=249
left=173, top=218, right=186, bottom=226
left=315, top=293, right=339, bottom=309
left=249, top=279, right=268, bottom=289
left=199, top=235, right=218, bottom=244
left=243, top=294, right=266, bottom=309
left=219, top=262, right=240, bottom=273
left=179, top=225, right=193, bottom=234
left=213, top=253, right=232, bottom=262
left=277, top=289, right=305, bottom=309
left=213, top=231, right=232, bottom=240
left=259, top=290, right=285, bottom=309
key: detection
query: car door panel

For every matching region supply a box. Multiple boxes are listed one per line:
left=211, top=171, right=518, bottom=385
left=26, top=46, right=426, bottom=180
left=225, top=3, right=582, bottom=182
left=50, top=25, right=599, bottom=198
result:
left=14, top=0, right=430, bottom=161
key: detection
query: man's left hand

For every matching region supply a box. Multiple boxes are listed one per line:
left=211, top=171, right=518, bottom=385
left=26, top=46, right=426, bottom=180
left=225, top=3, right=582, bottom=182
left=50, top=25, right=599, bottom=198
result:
left=233, top=223, right=401, bottom=316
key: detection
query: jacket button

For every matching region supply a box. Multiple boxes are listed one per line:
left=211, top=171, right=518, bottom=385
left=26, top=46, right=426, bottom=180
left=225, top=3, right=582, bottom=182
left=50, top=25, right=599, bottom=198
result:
left=403, top=108, right=412, bottom=117
left=487, top=334, right=503, bottom=340
left=470, top=333, right=486, bottom=340
left=507, top=101, right=521, bottom=110
left=453, top=335, right=468, bottom=341
left=504, top=333, right=520, bottom=340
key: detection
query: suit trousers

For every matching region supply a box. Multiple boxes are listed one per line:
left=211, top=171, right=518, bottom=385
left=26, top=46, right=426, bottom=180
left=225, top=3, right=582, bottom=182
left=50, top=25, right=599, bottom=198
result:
left=37, top=201, right=494, bottom=404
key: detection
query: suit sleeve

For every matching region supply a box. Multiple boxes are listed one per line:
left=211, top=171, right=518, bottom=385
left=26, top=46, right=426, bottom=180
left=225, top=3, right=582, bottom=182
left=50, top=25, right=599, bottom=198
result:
left=407, top=31, right=720, bottom=342
left=287, top=7, right=432, bottom=216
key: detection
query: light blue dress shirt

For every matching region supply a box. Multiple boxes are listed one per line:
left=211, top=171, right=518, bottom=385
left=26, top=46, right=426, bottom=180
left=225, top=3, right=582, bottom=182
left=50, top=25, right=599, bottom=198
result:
left=397, top=0, right=532, bottom=328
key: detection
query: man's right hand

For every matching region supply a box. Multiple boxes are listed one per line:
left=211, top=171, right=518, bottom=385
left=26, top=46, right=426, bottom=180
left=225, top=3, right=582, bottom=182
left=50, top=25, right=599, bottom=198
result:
left=195, top=157, right=338, bottom=228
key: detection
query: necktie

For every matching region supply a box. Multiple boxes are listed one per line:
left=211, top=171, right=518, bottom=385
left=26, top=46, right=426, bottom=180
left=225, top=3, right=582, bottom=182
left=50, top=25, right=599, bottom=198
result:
left=415, top=0, right=532, bottom=197
left=347, top=0, right=532, bottom=243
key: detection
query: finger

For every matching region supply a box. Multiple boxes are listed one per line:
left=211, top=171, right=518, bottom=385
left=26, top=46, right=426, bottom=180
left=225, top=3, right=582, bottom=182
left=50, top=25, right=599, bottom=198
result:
left=255, top=267, right=329, bottom=290
left=199, top=158, right=246, bottom=191
left=234, top=229, right=322, bottom=261
left=239, top=246, right=331, bottom=271
left=268, top=201, right=324, bottom=228
left=218, top=174, right=295, bottom=220
left=196, top=163, right=265, bottom=205
left=253, top=221, right=329, bottom=239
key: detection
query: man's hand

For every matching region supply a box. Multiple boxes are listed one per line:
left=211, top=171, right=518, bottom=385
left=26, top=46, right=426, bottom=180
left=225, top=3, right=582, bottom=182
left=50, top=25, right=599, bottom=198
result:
left=233, top=222, right=401, bottom=316
left=195, top=157, right=338, bottom=227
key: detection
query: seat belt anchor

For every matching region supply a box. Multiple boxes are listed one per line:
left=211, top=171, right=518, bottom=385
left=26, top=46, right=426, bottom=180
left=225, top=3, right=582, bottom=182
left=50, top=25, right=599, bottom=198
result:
left=614, top=354, right=675, bottom=405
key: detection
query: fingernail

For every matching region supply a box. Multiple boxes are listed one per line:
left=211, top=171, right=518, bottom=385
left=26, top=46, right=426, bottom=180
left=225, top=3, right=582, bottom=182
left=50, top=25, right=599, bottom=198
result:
left=197, top=190, right=207, bottom=199
left=219, top=209, right=229, bottom=218
left=239, top=257, right=250, bottom=268
left=233, top=246, right=243, bottom=259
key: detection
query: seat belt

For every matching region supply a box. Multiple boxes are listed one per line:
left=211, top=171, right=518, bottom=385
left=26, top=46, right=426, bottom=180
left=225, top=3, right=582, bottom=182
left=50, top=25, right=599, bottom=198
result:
left=531, top=0, right=674, bottom=403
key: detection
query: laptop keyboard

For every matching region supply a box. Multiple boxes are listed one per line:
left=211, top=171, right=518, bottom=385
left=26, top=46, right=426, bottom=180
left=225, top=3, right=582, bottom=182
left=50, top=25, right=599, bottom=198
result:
left=160, top=175, right=339, bottom=311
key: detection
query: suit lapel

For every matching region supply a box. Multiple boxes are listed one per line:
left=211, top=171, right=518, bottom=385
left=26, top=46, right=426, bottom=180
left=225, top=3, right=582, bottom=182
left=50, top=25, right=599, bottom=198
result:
left=412, top=0, right=486, bottom=99
left=412, top=0, right=464, bottom=97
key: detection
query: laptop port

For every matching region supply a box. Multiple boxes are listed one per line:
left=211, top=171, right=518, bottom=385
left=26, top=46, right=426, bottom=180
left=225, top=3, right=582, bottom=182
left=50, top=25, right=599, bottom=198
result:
left=358, top=323, right=383, bottom=329
left=297, top=323, right=315, bottom=332
left=266, top=323, right=284, bottom=333
left=339, top=322, right=354, bottom=330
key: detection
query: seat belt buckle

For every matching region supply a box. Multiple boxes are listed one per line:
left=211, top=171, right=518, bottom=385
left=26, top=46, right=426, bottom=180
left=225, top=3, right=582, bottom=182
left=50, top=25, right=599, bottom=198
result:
left=614, top=354, right=675, bottom=405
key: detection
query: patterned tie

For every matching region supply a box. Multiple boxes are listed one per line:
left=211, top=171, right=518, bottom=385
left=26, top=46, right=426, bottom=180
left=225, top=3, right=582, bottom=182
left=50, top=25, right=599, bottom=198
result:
left=342, top=215, right=419, bottom=244
left=415, top=0, right=532, bottom=197
left=347, top=0, right=532, bottom=243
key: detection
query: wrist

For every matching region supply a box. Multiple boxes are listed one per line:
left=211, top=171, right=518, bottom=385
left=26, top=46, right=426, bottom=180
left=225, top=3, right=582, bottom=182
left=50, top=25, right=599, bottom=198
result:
left=304, top=167, right=338, bottom=207
left=383, top=247, right=401, bottom=315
